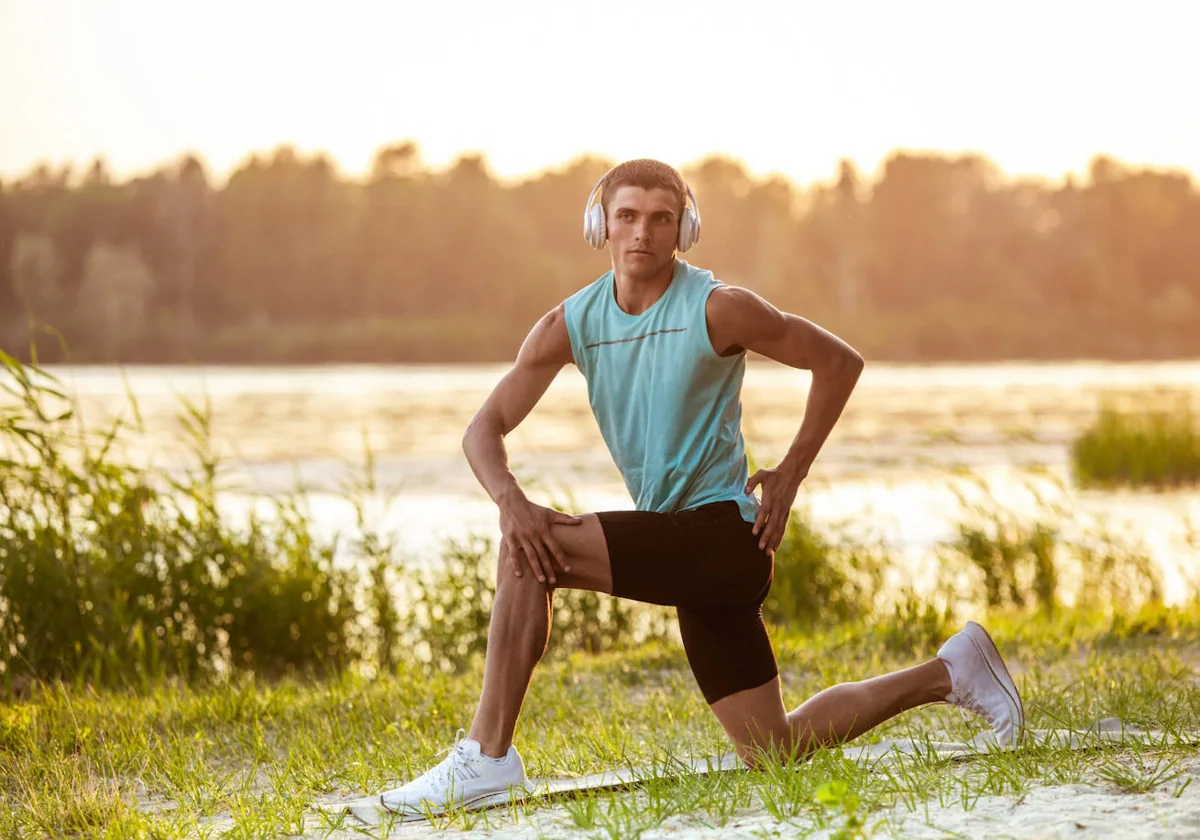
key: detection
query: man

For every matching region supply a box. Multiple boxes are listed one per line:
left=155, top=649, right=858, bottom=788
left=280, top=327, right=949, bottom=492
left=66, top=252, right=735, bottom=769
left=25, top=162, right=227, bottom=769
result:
left=377, top=159, right=1023, bottom=817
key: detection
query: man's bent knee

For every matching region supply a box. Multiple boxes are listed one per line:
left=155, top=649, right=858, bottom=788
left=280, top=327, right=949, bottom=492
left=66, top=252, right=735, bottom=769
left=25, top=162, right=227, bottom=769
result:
left=495, top=552, right=553, bottom=596
left=731, top=722, right=801, bottom=768
left=710, top=678, right=797, bottom=767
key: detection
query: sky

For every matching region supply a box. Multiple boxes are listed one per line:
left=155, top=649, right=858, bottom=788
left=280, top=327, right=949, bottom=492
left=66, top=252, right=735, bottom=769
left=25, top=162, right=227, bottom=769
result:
left=2, top=0, right=1199, bottom=187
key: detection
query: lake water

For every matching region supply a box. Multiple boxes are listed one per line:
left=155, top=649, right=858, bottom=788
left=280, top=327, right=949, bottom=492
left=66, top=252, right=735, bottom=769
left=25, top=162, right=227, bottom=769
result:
left=14, top=361, right=1200, bottom=602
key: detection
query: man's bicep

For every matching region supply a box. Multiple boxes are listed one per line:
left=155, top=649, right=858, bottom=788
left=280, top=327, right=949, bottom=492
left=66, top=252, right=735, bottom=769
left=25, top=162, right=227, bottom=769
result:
left=474, top=306, right=573, bottom=435
left=709, top=286, right=845, bottom=370
left=708, top=286, right=792, bottom=359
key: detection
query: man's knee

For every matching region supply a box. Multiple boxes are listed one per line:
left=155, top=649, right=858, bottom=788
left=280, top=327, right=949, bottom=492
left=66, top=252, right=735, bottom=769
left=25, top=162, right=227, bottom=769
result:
left=495, top=541, right=554, bottom=590
left=732, top=721, right=798, bottom=768
left=495, top=559, right=553, bottom=598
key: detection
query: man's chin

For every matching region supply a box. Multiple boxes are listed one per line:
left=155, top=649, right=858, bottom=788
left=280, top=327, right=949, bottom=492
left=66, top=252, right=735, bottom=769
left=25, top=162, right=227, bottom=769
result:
left=621, top=254, right=671, bottom=278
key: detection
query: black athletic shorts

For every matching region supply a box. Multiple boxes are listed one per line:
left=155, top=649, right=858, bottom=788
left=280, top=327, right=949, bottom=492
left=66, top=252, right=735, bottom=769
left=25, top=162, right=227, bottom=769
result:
left=596, top=500, right=778, bottom=705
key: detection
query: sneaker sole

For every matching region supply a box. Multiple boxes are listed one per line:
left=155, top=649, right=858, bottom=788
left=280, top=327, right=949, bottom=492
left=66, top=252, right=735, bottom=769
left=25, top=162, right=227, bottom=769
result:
left=963, top=621, right=1025, bottom=743
left=366, top=787, right=526, bottom=824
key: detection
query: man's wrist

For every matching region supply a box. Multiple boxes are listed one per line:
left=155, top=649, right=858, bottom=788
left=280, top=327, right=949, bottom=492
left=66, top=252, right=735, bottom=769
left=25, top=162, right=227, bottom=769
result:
left=779, top=450, right=813, bottom=481
left=495, top=482, right=527, bottom=510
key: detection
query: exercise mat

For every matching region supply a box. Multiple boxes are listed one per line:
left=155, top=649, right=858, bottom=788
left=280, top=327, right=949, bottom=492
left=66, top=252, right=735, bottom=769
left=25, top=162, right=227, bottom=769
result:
left=322, top=719, right=1182, bottom=827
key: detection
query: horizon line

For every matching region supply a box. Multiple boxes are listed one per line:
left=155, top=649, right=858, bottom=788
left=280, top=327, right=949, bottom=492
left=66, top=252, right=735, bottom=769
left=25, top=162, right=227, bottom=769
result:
left=4, top=142, right=1198, bottom=190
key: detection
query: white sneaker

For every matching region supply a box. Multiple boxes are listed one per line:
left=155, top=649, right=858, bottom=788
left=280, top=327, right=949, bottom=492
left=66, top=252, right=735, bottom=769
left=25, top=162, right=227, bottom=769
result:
left=936, top=621, right=1025, bottom=747
left=377, top=731, right=527, bottom=819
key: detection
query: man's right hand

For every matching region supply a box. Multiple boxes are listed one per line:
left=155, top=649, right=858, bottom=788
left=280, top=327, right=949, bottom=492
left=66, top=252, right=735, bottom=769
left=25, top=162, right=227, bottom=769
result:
left=498, top=491, right=581, bottom=585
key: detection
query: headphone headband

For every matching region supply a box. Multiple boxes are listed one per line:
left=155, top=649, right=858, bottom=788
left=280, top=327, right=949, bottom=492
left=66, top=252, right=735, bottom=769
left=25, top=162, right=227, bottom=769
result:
left=583, top=175, right=700, bottom=217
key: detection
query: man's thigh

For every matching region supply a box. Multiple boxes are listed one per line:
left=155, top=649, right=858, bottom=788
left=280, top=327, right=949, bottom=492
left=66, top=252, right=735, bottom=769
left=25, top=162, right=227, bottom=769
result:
left=539, top=513, right=613, bottom=594
left=534, top=503, right=768, bottom=603
left=589, top=503, right=772, bottom=608
left=542, top=504, right=781, bottom=730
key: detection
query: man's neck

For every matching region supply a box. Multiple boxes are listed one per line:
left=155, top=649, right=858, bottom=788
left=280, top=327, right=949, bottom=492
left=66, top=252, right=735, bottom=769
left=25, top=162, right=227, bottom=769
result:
left=613, top=259, right=677, bottom=316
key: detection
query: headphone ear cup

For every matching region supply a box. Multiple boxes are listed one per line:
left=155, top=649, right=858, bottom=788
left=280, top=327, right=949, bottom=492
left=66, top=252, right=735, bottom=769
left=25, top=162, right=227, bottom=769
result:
left=677, top=208, right=698, bottom=252
left=585, top=203, right=607, bottom=249
left=594, top=204, right=607, bottom=248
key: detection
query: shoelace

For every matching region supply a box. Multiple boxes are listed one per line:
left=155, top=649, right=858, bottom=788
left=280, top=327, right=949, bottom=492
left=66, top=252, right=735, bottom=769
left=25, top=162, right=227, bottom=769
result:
left=429, top=731, right=482, bottom=788
left=947, top=688, right=996, bottom=726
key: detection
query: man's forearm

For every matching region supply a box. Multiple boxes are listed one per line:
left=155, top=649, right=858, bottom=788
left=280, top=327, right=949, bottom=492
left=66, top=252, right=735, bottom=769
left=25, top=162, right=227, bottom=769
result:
left=463, top=423, right=526, bottom=509
left=782, top=350, right=863, bottom=476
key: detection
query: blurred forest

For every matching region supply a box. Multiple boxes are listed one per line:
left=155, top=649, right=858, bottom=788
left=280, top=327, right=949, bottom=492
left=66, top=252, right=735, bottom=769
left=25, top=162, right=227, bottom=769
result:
left=0, top=143, right=1197, bottom=364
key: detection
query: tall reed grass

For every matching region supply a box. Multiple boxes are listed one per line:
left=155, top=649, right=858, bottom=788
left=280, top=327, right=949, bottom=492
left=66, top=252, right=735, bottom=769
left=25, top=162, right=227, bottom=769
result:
left=0, top=353, right=673, bottom=686
left=0, top=353, right=1184, bottom=689
left=0, top=352, right=362, bottom=685
left=1071, top=400, right=1200, bottom=489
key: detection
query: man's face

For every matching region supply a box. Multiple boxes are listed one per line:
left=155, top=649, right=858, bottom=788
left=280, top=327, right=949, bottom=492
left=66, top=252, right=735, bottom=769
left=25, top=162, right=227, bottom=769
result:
left=605, top=185, right=680, bottom=280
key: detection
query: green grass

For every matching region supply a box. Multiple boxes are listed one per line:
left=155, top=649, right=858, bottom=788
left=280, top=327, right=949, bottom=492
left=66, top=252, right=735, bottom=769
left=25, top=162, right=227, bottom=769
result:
left=2, top=612, right=1200, bottom=838
left=1072, top=400, right=1200, bottom=489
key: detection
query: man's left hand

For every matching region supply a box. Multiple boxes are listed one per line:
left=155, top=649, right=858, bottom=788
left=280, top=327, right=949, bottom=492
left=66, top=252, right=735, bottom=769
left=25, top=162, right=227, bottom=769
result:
left=745, top=463, right=807, bottom=558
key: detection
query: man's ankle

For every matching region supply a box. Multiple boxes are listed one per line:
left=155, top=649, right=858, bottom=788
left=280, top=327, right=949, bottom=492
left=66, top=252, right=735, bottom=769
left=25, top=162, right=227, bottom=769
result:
left=465, top=729, right=510, bottom=760
left=477, top=740, right=509, bottom=760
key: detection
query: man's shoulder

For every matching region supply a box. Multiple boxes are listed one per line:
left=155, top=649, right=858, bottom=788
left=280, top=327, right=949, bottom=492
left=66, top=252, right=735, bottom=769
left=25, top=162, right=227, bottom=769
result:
left=702, top=279, right=751, bottom=320
left=704, top=284, right=774, bottom=356
left=521, top=304, right=574, bottom=368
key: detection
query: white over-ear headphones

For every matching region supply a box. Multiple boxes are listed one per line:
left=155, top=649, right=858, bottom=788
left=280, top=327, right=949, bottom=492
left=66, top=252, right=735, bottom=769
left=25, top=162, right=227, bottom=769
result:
left=582, top=169, right=702, bottom=252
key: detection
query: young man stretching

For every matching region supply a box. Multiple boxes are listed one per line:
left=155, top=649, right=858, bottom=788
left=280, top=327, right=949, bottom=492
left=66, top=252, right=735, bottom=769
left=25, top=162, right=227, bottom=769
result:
left=376, top=159, right=1024, bottom=817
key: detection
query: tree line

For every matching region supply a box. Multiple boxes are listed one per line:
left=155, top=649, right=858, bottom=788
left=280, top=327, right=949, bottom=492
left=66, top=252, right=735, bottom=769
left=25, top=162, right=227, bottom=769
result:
left=1, top=143, right=1197, bottom=364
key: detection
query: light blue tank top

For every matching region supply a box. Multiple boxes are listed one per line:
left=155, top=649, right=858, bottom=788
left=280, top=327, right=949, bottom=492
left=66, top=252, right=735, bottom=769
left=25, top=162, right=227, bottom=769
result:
left=563, top=259, right=758, bottom=522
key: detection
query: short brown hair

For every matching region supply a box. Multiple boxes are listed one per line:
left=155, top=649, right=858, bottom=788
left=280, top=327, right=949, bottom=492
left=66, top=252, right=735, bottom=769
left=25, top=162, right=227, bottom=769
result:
left=600, top=159, right=687, bottom=217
